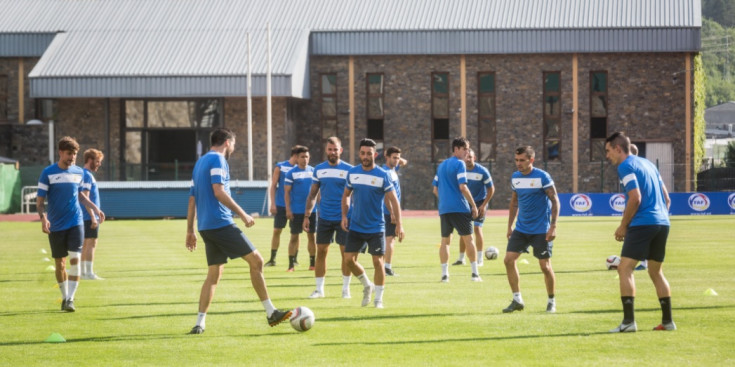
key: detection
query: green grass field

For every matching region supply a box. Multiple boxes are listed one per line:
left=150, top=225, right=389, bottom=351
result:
left=1, top=216, right=734, bottom=366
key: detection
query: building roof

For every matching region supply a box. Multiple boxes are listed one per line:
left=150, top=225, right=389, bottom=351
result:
left=705, top=102, right=735, bottom=138
left=0, top=0, right=702, bottom=98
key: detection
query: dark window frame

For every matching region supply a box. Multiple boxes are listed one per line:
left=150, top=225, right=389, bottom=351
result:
left=366, top=73, right=385, bottom=159
left=477, top=71, right=496, bottom=162
left=432, top=72, right=450, bottom=162
left=0, top=75, right=8, bottom=122
left=590, top=70, right=608, bottom=161
left=320, top=73, right=338, bottom=141
left=543, top=71, right=562, bottom=162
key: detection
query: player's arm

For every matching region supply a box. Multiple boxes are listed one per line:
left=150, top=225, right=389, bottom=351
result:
left=507, top=190, right=518, bottom=239
left=303, top=183, right=320, bottom=232
left=545, top=185, right=560, bottom=241
left=459, top=183, right=478, bottom=219
left=478, top=185, right=495, bottom=218
left=186, top=196, right=197, bottom=251
left=432, top=186, right=438, bottom=198
left=615, top=188, right=641, bottom=242
left=662, top=183, right=671, bottom=210
left=80, top=190, right=98, bottom=229
left=385, top=190, right=404, bottom=242
left=78, top=192, right=105, bottom=224
left=398, top=157, right=408, bottom=167
left=269, top=166, right=281, bottom=215
left=341, top=187, right=353, bottom=232
left=36, top=196, right=50, bottom=234
left=213, top=183, right=254, bottom=228
left=284, top=184, right=294, bottom=220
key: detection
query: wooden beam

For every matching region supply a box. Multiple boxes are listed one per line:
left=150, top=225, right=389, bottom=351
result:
left=349, top=56, right=355, bottom=164
left=460, top=55, right=466, bottom=137
left=572, top=54, right=579, bottom=192
left=685, top=54, right=692, bottom=192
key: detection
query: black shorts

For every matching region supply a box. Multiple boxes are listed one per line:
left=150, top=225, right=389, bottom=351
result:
left=290, top=212, right=316, bottom=234
left=507, top=230, right=552, bottom=259
left=48, top=225, right=84, bottom=258
left=473, top=200, right=486, bottom=227
left=200, top=224, right=257, bottom=266
left=316, top=219, right=347, bottom=245
left=345, top=230, right=385, bottom=256
left=621, top=225, right=669, bottom=262
left=384, top=214, right=397, bottom=238
left=84, top=220, right=99, bottom=239
left=274, top=206, right=288, bottom=229
left=440, top=212, right=473, bottom=237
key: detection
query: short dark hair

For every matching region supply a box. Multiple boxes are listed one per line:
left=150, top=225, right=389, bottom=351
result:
left=58, top=136, right=79, bottom=152
left=452, top=137, right=470, bottom=150
left=326, top=137, right=342, bottom=146
left=359, top=138, right=377, bottom=148
left=385, top=146, right=401, bottom=157
left=293, top=145, right=309, bottom=155
left=515, top=146, right=535, bottom=159
left=210, top=128, right=235, bottom=146
left=605, top=132, right=630, bottom=154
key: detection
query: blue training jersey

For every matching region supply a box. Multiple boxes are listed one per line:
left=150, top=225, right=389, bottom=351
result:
left=37, top=163, right=84, bottom=232
left=346, top=165, right=393, bottom=233
left=313, top=160, right=352, bottom=221
left=433, top=156, right=470, bottom=215
left=618, top=155, right=670, bottom=226
left=511, top=168, right=554, bottom=234
left=381, top=164, right=401, bottom=215
left=466, top=164, right=493, bottom=203
left=284, top=165, right=315, bottom=215
left=81, top=168, right=101, bottom=221
left=274, top=160, right=295, bottom=208
left=189, top=151, right=235, bottom=231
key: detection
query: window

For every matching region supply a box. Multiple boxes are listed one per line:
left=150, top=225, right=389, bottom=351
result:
left=122, top=99, right=222, bottom=181
left=590, top=71, right=608, bottom=161
left=366, top=73, right=385, bottom=158
left=543, top=72, right=561, bottom=161
left=35, top=99, right=54, bottom=120
left=321, top=74, right=337, bottom=140
left=0, top=75, right=8, bottom=121
left=478, top=72, right=496, bottom=161
left=432, top=72, right=450, bottom=161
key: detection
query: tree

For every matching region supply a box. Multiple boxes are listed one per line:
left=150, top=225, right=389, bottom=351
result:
left=704, top=0, right=735, bottom=27
left=726, top=141, right=735, bottom=167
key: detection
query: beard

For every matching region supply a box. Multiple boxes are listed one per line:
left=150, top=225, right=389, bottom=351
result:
left=328, top=154, right=339, bottom=164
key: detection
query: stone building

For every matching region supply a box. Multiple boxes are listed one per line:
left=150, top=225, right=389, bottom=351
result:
left=0, top=0, right=701, bottom=209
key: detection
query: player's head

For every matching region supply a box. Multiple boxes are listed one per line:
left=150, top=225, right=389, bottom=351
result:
left=452, top=137, right=470, bottom=159
left=514, top=146, right=535, bottom=174
left=57, top=136, right=79, bottom=168
left=325, top=137, right=342, bottom=164
left=210, top=128, right=236, bottom=159
left=359, top=138, right=378, bottom=168
left=465, top=148, right=476, bottom=168
left=83, top=148, right=104, bottom=172
left=294, top=145, right=310, bottom=167
left=605, top=131, right=630, bottom=165
left=385, top=146, right=401, bottom=168
left=630, top=143, right=639, bottom=156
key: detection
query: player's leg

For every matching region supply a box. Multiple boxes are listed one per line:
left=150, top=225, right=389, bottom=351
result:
left=287, top=215, right=303, bottom=271
left=368, top=234, right=386, bottom=308
left=647, top=226, right=675, bottom=330
left=532, top=235, right=555, bottom=312
left=310, top=244, right=329, bottom=298
left=267, top=206, right=288, bottom=266
left=49, top=230, right=70, bottom=308
left=454, top=235, right=466, bottom=265
left=474, top=223, right=484, bottom=266
left=503, top=230, right=526, bottom=313
left=455, top=213, right=479, bottom=280
left=191, top=263, right=224, bottom=333
left=439, top=214, right=453, bottom=282
left=82, top=220, right=102, bottom=279
left=307, top=213, right=317, bottom=270
left=344, top=231, right=373, bottom=306
left=64, top=225, right=84, bottom=311
left=383, top=214, right=397, bottom=275
left=611, top=226, right=652, bottom=332
left=338, top=244, right=351, bottom=298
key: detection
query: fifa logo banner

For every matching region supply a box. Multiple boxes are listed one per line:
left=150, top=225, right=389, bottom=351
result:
left=559, top=192, right=735, bottom=216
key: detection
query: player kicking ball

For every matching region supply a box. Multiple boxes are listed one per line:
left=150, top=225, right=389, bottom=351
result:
left=186, top=128, right=291, bottom=334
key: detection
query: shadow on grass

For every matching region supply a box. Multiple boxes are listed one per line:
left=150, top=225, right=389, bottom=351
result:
left=0, top=331, right=291, bottom=346
left=568, top=304, right=735, bottom=315
left=0, top=310, right=63, bottom=317
left=101, top=309, right=263, bottom=320
left=314, top=330, right=613, bottom=346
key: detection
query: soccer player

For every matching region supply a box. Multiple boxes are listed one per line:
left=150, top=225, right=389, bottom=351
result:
left=382, top=146, right=408, bottom=276
left=628, top=143, right=653, bottom=272
left=451, top=148, right=494, bottom=267
left=605, top=132, right=675, bottom=332
left=186, top=127, right=291, bottom=334
left=503, top=146, right=559, bottom=314
left=37, top=136, right=105, bottom=312
left=265, top=147, right=299, bottom=267
left=303, top=137, right=353, bottom=298
left=432, top=137, right=481, bottom=283
left=80, top=148, right=104, bottom=280
left=341, top=138, right=404, bottom=308
left=284, top=146, right=317, bottom=272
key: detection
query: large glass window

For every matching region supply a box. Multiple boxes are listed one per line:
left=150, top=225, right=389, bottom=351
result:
left=590, top=71, right=608, bottom=161
left=366, top=73, right=385, bottom=157
left=0, top=75, right=7, bottom=121
left=321, top=74, right=337, bottom=140
left=478, top=72, right=496, bottom=162
left=122, top=99, right=222, bottom=181
left=432, top=72, right=450, bottom=161
left=543, top=72, right=561, bottom=161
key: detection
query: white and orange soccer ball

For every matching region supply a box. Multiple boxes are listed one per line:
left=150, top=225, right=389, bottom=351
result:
left=606, top=255, right=621, bottom=270
left=290, top=306, right=315, bottom=332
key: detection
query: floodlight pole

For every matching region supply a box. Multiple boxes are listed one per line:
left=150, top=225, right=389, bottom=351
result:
left=247, top=32, right=253, bottom=181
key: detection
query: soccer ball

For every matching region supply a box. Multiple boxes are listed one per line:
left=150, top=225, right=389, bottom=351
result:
left=484, top=246, right=499, bottom=260
left=606, top=255, right=621, bottom=270
left=290, top=306, right=315, bottom=332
